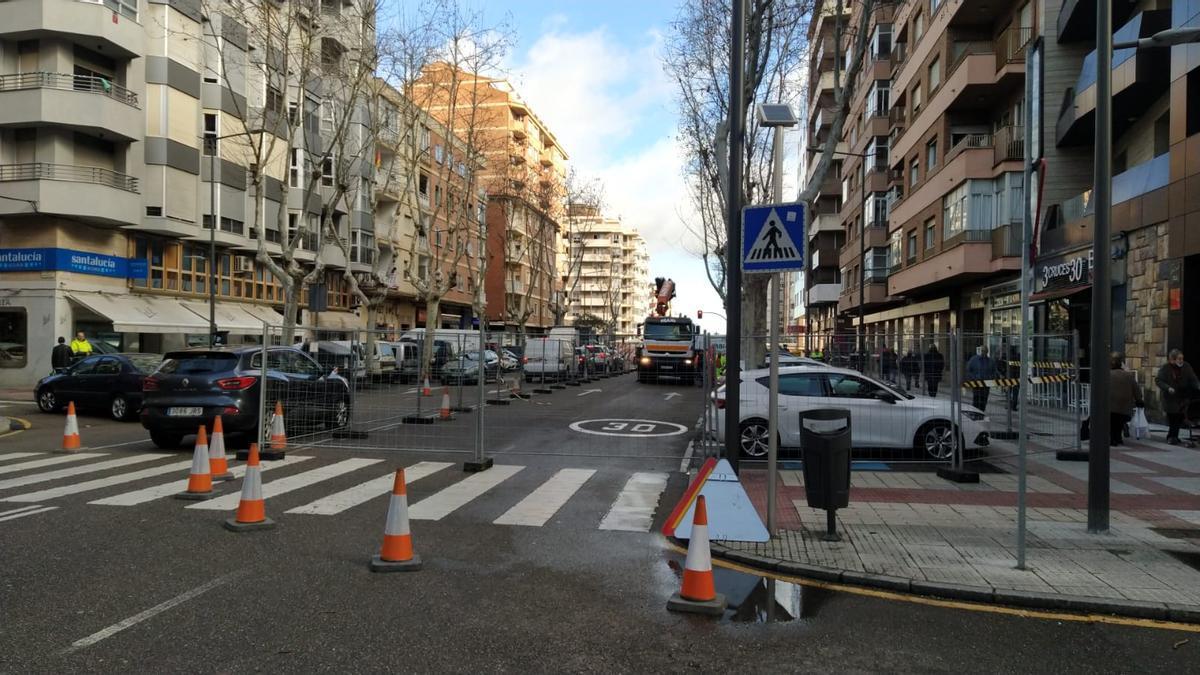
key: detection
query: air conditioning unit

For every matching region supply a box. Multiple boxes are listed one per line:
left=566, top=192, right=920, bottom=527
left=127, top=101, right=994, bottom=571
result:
left=235, top=256, right=255, bottom=274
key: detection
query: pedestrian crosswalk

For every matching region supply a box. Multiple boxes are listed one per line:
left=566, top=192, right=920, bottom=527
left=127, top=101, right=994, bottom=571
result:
left=0, top=450, right=675, bottom=533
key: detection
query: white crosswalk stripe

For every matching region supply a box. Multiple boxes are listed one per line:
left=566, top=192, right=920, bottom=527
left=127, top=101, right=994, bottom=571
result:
left=186, top=458, right=382, bottom=511
left=286, top=461, right=453, bottom=515
left=494, top=469, right=596, bottom=527
left=0, top=452, right=46, bottom=464
left=0, top=454, right=164, bottom=492
left=409, top=464, right=524, bottom=521
left=89, top=456, right=312, bottom=506
left=0, top=504, right=48, bottom=517
left=0, top=505, right=59, bottom=522
left=0, top=453, right=106, bottom=476
left=598, top=472, right=670, bottom=532
left=1, top=458, right=196, bottom=502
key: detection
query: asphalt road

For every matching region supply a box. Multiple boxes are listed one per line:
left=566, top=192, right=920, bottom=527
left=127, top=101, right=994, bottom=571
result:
left=1, top=378, right=1197, bottom=673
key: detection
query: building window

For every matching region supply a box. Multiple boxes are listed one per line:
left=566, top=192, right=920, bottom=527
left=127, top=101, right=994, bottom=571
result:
left=866, top=80, right=891, bottom=118
left=288, top=101, right=299, bottom=127
left=911, top=84, right=922, bottom=114
left=910, top=158, right=919, bottom=187
left=872, top=23, right=893, bottom=59
left=266, top=85, right=284, bottom=114
left=913, top=10, right=925, bottom=41
left=928, top=56, right=941, bottom=91
left=419, top=173, right=429, bottom=201
left=321, top=102, right=335, bottom=135
left=435, top=144, right=445, bottom=164
left=0, top=308, right=27, bottom=368
left=924, top=218, right=935, bottom=249
left=926, top=138, right=938, bottom=172
left=931, top=0, right=943, bottom=15
left=289, top=148, right=302, bottom=188
left=907, top=231, right=917, bottom=262
left=321, top=155, right=334, bottom=187
left=203, top=113, right=218, bottom=156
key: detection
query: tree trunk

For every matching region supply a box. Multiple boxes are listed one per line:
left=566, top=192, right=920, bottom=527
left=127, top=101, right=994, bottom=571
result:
left=743, top=274, right=769, bottom=368
left=421, top=297, right=441, bottom=386
left=282, top=278, right=300, bottom=345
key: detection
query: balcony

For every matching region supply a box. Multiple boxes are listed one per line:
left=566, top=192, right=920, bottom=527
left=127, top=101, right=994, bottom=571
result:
left=0, top=72, right=142, bottom=141
left=809, top=283, right=842, bottom=305
left=838, top=277, right=891, bottom=314
left=945, top=132, right=993, bottom=163
left=0, top=0, right=144, bottom=58
left=1056, top=10, right=1172, bottom=147
left=1058, top=0, right=1140, bottom=44
left=994, top=25, right=1032, bottom=72
left=0, top=162, right=139, bottom=227
left=1057, top=153, right=1171, bottom=225
left=888, top=228, right=1018, bottom=297
left=888, top=104, right=906, bottom=130
left=808, top=212, right=841, bottom=238
left=991, top=223, right=1021, bottom=260
left=993, top=126, right=1024, bottom=165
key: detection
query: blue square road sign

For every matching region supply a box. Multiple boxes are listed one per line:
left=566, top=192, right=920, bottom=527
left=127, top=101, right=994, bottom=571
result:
left=742, top=202, right=806, bottom=274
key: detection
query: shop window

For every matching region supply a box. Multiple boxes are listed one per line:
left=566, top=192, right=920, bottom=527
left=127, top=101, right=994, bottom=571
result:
left=0, top=309, right=28, bottom=368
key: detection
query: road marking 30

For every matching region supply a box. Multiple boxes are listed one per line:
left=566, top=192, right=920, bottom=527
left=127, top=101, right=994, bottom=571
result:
left=569, top=419, right=689, bottom=438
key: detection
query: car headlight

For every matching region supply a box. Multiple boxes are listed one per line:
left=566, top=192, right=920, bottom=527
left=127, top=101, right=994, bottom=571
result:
left=640, top=357, right=651, bottom=365
left=963, top=411, right=986, bottom=421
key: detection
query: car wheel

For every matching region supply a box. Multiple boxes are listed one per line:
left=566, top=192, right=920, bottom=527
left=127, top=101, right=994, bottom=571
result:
left=916, top=421, right=957, bottom=460
left=329, top=398, right=350, bottom=429
left=150, top=431, right=183, bottom=449
left=110, top=394, right=133, bottom=422
left=739, top=419, right=771, bottom=459
left=36, top=388, right=59, bottom=413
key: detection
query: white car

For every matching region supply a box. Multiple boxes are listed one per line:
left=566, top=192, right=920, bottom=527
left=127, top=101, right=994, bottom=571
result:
left=715, top=365, right=989, bottom=460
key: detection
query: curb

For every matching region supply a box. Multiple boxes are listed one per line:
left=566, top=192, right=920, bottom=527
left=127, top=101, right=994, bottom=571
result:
left=1, top=416, right=30, bottom=435
left=707, top=543, right=1199, bottom=624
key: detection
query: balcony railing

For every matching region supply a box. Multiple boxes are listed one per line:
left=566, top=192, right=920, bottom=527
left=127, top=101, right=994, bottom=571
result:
left=81, top=0, right=138, bottom=21
left=890, top=41, right=908, bottom=72
left=946, top=132, right=994, bottom=161
left=991, top=223, right=1022, bottom=259
left=0, top=72, right=139, bottom=107
left=993, top=126, right=1024, bottom=164
left=995, top=25, right=1033, bottom=70
left=950, top=40, right=994, bottom=71
left=864, top=268, right=889, bottom=283
left=0, top=162, right=138, bottom=192
left=888, top=105, right=906, bottom=128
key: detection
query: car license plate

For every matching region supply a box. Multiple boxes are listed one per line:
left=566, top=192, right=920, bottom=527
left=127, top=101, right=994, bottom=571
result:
left=661, top=365, right=673, bottom=370
left=167, top=407, right=203, bottom=417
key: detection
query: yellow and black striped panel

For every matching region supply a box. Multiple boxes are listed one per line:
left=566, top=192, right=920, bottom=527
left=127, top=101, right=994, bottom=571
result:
left=961, top=378, right=1022, bottom=389
left=1029, top=374, right=1073, bottom=384
left=1031, top=361, right=1074, bottom=369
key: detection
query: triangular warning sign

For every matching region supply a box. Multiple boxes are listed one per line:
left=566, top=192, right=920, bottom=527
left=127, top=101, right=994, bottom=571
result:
left=746, top=209, right=801, bottom=263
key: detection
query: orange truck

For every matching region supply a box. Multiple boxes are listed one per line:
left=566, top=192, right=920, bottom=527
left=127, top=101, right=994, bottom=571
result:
left=636, top=316, right=698, bottom=385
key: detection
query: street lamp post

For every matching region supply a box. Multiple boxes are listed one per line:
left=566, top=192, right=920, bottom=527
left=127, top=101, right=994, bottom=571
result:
left=209, top=151, right=218, bottom=347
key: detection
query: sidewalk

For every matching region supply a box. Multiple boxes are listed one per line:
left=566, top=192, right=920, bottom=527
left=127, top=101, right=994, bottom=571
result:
left=716, top=435, right=1200, bottom=623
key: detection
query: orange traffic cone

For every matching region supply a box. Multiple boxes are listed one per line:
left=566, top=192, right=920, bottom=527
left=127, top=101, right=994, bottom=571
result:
left=422, top=377, right=432, bottom=397
left=439, top=387, right=452, bottom=420
left=223, top=443, right=275, bottom=532
left=208, top=416, right=233, bottom=481
left=60, top=401, right=81, bottom=452
left=667, top=495, right=726, bottom=615
left=370, top=469, right=422, bottom=572
left=176, top=430, right=215, bottom=500
left=261, top=401, right=287, bottom=461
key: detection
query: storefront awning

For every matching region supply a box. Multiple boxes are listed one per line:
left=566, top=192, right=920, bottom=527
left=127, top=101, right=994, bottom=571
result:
left=311, top=310, right=362, bottom=332
left=179, top=300, right=270, bottom=335
left=238, top=303, right=285, bottom=329
left=68, top=292, right=211, bottom=334
left=1030, top=285, right=1089, bottom=302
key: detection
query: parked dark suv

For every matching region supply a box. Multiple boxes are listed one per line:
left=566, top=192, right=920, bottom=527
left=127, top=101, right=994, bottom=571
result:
left=140, top=346, right=351, bottom=449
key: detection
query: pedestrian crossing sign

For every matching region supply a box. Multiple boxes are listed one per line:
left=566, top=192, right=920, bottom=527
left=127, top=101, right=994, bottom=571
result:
left=742, top=202, right=806, bottom=273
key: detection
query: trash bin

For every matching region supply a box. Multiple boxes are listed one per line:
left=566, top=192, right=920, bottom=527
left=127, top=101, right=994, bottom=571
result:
left=800, top=409, right=851, bottom=541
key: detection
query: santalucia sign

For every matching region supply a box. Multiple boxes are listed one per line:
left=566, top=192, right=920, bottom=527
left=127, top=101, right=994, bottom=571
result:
left=0, top=247, right=147, bottom=278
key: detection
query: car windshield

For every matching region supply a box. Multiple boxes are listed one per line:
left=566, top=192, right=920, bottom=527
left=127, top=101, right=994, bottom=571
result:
left=158, top=353, right=239, bottom=375
left=126, top=354, right=163, bottom=373
left=643, top=322, right=692, bottom=340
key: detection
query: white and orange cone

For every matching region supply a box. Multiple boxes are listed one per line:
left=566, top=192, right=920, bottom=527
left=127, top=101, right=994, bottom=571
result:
left=176, top=431, right=215, bottom=500
left=208, top=416, right=233, bottom=481
left=439, top=387, right=452, bottom=420
left=667, top=495, right=726, bottom=615
left=60, top=401, right=81, bottom=453
left=370, top=468, right=422, bottom=572
left=223, top=443, right=275, bottom=531
left=260, top=401, right=287, bottom=461
left=422, top=376, right=432, bottom=397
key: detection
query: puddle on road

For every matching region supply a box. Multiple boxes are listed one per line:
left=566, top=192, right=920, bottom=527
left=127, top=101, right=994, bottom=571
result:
left=663, top=552, right=833, bottom=624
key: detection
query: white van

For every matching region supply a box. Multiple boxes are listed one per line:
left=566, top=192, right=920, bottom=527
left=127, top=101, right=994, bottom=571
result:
left=399, top=328, right=481, bottom=356
left=547, top=326, right=579, bottom=350
left=523, top=337, right=576, bottom=382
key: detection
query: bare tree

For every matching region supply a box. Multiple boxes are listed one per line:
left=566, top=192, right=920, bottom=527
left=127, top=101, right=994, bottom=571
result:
left=552, top=170, right=606, bottom=325
left=497, top=172, right=562, bottom=341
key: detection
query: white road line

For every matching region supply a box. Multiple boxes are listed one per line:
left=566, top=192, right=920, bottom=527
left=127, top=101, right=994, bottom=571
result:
left=0, top=452, right=45, bottom=463
left=598, top=472, right=670, bottom=532
left=0, top=504, right=47, bottom=517
left=494, top=468, right=595, bottom=527
left=286, top=461, right=453, bottom=515
left=187, top=458, right=381, bottom=511
left=408, top=464, right=524, bottom=521
left=64, top=572, right=245, bottom=653
left=577, top=389, right=602, bottom=397
left=0, top=454, right=163, bottom=492
left=2, top=459, right=198, bottom=503
left=0, top=453, right=106, bottom=476
left=679, top=440, right=696, bottom=474
left=0, top=505, right=59, bottom=522
left=86, top=439, right=156, bottom=450
left=89, top=456, right=311, bottom=506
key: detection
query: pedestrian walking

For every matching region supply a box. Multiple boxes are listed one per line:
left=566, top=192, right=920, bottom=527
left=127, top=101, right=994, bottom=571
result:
left=69, top=331, right=93, bottom=361
left=881, top=346, right=898, bottom=385
left=966, top=346, right=998, bottom=412
left=1109, top=353, right=1143, bottom=446
left=1156, top=349, right=1199, bottom=447
left=900, top=350, right=921, bottom=390
left=51, top=337, right=73, bottom=370
left=923, top=344, right=944, bottom=397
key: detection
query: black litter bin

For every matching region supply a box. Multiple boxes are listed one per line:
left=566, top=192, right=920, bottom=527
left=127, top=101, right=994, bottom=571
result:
left=800, top=409, right=852, bottom=541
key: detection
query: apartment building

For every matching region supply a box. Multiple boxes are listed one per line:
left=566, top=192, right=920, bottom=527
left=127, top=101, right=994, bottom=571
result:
left=559, top=204, right=650, bottom=335
left=0, top=0, right=377, bottom=387
left=411, top=64, right=569, bottom=335
left=373, top=79, right=485, bottom=333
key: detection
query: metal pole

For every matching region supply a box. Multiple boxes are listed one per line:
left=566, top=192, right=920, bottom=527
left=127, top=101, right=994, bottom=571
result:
left=724, top=0, right=745, bottom=472
left=1089, top=1, right=1112, bottom=533
left=209, top=153, right=217, bottom=347
left=766, top=126, right=783, bottom=535
left=859, top=157, right=866, bottom=360
left=258, top=321, right=268, bottom=450
left=1073, top=328, right=1082, bottom=452
left=951, top=329, right=962, bottom=469
left=1016, top=58, right=1035, bottom=569
left=476, top=323, right=485, bottom=465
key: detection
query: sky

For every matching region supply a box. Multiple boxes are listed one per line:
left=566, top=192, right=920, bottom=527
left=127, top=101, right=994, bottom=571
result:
left=480, top=1, right=732, bottom=334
